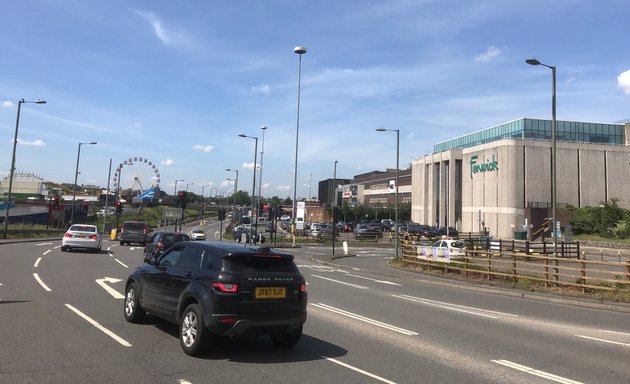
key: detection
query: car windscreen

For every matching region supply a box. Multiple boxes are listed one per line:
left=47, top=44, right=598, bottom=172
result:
left=163, top=234, right=190, bottom=244
left=124, top=223, right=146, bottom=230
left=69, top=225, right=96, bottom=232
left=451, top=241, right=465, bottom=248
left=225, top=254, right=298, bottom=273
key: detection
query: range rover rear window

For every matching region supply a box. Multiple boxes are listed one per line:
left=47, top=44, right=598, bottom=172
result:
left=225, top=254, right=298, bottom=273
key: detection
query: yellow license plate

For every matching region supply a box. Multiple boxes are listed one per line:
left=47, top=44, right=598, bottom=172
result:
left=255, top=287, right=286, bottom=299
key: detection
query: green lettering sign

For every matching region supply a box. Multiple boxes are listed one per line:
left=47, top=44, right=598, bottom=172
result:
left=469, top=154, right=499, bottom=178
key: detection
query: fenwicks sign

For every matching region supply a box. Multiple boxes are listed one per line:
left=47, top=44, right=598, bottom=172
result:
left=469, top=154, right=499, bottom=178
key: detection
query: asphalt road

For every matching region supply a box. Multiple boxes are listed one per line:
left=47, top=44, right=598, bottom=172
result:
left=1, top=221, right=629, bottom=383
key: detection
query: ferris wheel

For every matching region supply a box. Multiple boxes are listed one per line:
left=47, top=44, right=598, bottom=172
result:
left=112, top=157, right=160, bottom=196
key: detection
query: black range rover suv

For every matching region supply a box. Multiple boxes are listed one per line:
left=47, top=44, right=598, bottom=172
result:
left=123, top=241, right=307, bottom=356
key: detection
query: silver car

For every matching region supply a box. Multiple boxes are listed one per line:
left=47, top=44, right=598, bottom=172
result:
left=62, top=224, right=102, bottom=252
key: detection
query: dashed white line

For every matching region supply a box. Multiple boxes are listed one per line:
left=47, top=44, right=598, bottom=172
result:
left=575, top=334, right=630, bottom=347
left=492, top=360, right=584, bottom=384
left=601, top=329, right=630, bottom=336
left=42, top=250, right=51, bottom=256
left=311, top=303, right=418, bottom=336
left=35, top=242, right=53, bottom=246
left=65, top=304, right=132, bottom=347
left=346, top=273, right=401, bottom=286
left=325, top=357, right=396, bottom=384
left=114, top=259, right=129, bottom=268
left=33, top=273, right=52, bottom=292
left=310, top=274, right=368, bottom=289
left=393, top=294, right=518, bottom=319
left=34, top=257, right=42, bottom=268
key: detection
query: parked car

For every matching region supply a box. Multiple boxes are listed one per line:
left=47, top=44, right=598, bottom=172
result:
left=354, top=223, right=383, bottom=238
left=62, top=224, right=102, bottom=252
left=433, top=239, right=467, bottom=258
left=119, top=221, right=150, bottom=246
left=189, top=228, right=206, bottom=241
left=123, top=241, right=308, bottom=355
left=143, top=231, right=190, bottom=262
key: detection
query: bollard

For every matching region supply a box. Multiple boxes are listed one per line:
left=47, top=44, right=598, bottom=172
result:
left=581, top=251, right=586, bottom=260
left=600, top=249, right=603, bottom=261
left=343, top=240, right=348, bottom=255
left=618, top=250, right=622, bottom=263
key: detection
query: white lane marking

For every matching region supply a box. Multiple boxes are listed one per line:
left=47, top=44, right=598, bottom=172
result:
left=575, top=334, right=630, bottom=347
left=310, top=274, right=368, bottom=290
left=42, top=250, right=51, bottom=256
left=35, top=242, right=53, bottom=246
left=178, top=380, right=192, bottom=384
left=325, top=357, right=396, bottom=384
left=34, top=257, right=42, bottom=268
left=65, top=304, right=132, bottom=347
left=114, top=259, right=129, bottom=268
left=312, top=303, right=418, bottom=336
left=492, top=360, right=584, bottom=384
left=346, top=274, right=401, bottom=286
left=601, top=329, right=630, bottom=336
left=393, top=294, right=518, bottom=319
left=54, top=245, right=61, bottom=249
left=33, top=273, right=52, bottom=292
left=95, top=277, right=125, bottom=299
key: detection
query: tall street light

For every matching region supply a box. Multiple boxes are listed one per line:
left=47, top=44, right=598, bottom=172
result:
left=186, top=182, right=195, bottom=192
left=292, top=46, right=307, bottom=246
left=239, top=133, right=258, bottom=245
left=376, top=127, right=400, bottom=261
left=226, top=168, right=239, bottom=223
left=258, top=126, right=268, bottom=217
left=309, top=173, right=312, bottom=200
left=174, top=179, right=184, bottom=196
left=3, top=98, right=46, bottom=238
left=332, top=161, right=338, bottom=255
left=71, top=141, right=97, bottom=225
left=526, top=57, right=557, bottom=258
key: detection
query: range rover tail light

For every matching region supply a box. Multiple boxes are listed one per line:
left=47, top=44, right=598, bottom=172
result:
left=212, top=283, right=238, bottom=293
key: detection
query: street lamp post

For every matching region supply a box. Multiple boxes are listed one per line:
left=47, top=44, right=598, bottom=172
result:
left=226, top=168, right=239, bottom=223
left=239, top=133, right=258, bottom=245
left=526, top=58, right=558, bottom=258
left=71, top=141, right=97, bottom=225
left=258, top=126, right=267, bottom=218
left=376, top=127, right=400, bottom=261
left=309, top=173, right=312, bottom=200
left=292, top=46, right=307, bottom=246
left=332, top=161, right=337, bottom=255
left=174, top=179, right=184, bottom=196
left=3, top=98, right=46, bottom=238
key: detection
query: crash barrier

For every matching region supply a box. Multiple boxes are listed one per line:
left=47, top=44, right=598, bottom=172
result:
left=458, top=236, right=581, bottom=258
left=401, top=243, right=630, bottom=293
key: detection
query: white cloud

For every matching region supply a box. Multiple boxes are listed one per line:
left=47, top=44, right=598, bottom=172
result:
left=17, top=139, right=45, bottom=146
left=193, top=144, right=214, bottom=153
left=220, top=180, right=234, bottom=188
left=475, top=46, right=502, bottom=62
left=242, top=162, right=259, bottom=170
left=161, top=159, right=174, bottom=166
left=136, top=10, right=187, bottom=47
left=617, top=70, right=630, bottom=94
left=250, top=84, right=271, bottom=95
left=277, top=185, right=291, bottom=191
left=2, top=101, right=15, bottom=108
left=261, top=183, right=270, bottom=190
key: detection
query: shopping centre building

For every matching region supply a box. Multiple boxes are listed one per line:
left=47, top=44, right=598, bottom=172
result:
left=411, top=118, right=630, bottom=239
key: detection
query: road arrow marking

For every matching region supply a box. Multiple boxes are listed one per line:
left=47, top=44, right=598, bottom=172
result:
left=96, top=277, right=124, bottom=299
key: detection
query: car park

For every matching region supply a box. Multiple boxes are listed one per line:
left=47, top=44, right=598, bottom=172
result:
left=353, top=223, right=383, bottom=238
left=119, top=221, right=150, bottom=246
left=189, top=228, right=206, bottom=241
left=62, top=224, right=102, bottom=252
left=123, top=241, right=308, bottom=356
left=143, top=231, right=190, bottom=262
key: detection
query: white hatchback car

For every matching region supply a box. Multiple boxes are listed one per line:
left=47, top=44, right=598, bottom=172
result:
left=189, top=228, right=206, bottom=241
left=62, top=224, right=102, bottom=252
left=433, top=239, right=466, bottom=258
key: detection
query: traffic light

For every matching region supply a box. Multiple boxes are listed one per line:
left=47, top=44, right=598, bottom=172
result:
left=116, top=201, right=123, bottom=215
left=178, top=191, right=187, bottom=209
left=218, top=208, right=226, bottom=221
left=53, top=195, right=60, bottom=208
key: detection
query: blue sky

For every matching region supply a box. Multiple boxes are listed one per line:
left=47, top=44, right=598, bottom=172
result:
left=1, top=0, right=629, bottom=200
